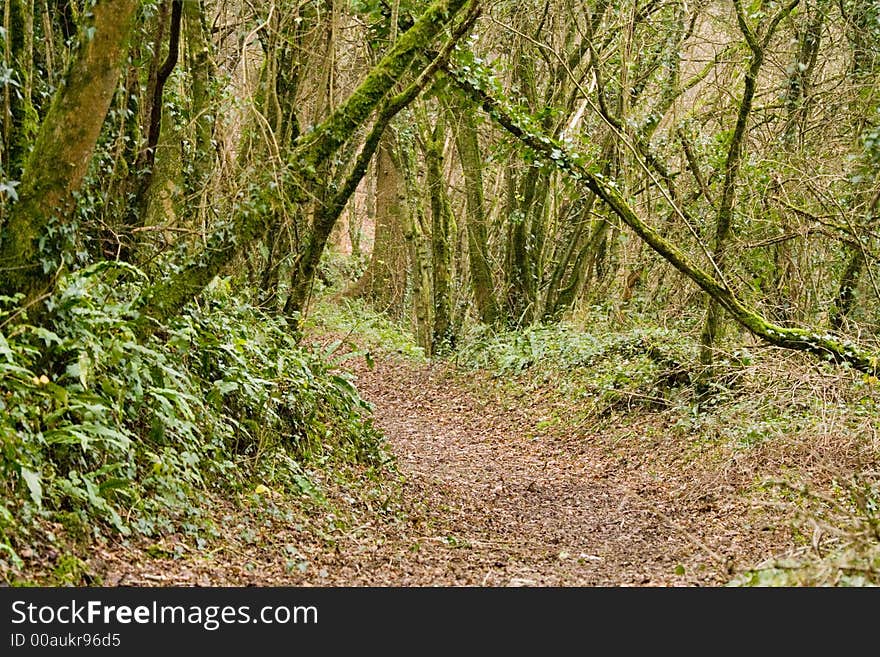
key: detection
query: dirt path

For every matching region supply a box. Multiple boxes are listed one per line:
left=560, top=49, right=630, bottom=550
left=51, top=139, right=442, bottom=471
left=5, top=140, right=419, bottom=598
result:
left=343, top=357, right=773, bottom=586
left=94, top=354, right=790, bottom=586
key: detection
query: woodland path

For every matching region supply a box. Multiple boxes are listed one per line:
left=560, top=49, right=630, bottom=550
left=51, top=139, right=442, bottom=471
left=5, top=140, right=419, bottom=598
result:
left=96, top=351, right=789, bottom=587
left=338, top=356, right=775, bottom=586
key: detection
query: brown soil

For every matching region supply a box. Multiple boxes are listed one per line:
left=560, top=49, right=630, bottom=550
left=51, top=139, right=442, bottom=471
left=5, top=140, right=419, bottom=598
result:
left=89, top=351, right=798, bottom=587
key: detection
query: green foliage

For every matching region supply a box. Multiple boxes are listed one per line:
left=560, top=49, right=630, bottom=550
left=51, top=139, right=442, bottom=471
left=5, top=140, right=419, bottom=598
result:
left=455, top=319, right=691, bottom=373
left=305, top=296, right=426, bottom=361
left=0, top=264, right=383, bottom=575
left=450, top=48, right=598, bottom=175
left=861, top=107, right=880, bottom=169
left=454, top=319, right=696, bottom=418
left=52, top=553, right=90, bottom=586
left=352, top=0, right=423, bottom=45
left=315, top=248, right=368, bottom=293
left=453, top=314, right=879, bottom=586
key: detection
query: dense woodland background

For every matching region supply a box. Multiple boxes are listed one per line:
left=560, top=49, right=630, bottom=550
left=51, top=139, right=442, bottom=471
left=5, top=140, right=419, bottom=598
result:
left=0, top=0, right=878, bottom=585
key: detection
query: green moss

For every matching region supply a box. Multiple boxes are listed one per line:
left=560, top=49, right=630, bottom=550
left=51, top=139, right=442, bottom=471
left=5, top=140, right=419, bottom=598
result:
left=141, top=0, right=476, bottom=331
left=0, top=0, right=140, bottom=304
left=453, top=98, right=500, bottom=326
left=52, top=553, right=91, bottom=586
left=451, top=69, right=880, bottom=376
left=293, top=0, right=474, bottom=170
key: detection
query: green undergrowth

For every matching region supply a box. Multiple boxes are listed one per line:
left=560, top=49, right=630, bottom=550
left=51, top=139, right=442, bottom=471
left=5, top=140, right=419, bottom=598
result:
left=0, top=264, right=385, bottom=584
left=727, top=470, right=880, bottom=586
left=304, top=295, right=427, bottom=361
left=455, top=318, right=697, bottom=418
left=728, top=471, right=880, bottom=587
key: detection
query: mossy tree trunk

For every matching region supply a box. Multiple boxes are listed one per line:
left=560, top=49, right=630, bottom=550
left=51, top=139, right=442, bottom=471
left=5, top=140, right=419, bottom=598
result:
left=140, top=73, right=185, bottom=242
left=350, top=165, right=370, bottom=259
left=347, top=130, right=409, bottom=316
left=282, top=4, right=478, bottom=320
left=0, top=0, right=140, bottom=306
left=182, top=0, right=215, bottom=196
left=452, top=62, right=880, bottom=376
left=292, top=0, right=475, bottom=172
left=451, top=96, right=499, bottom=326
left=248, top=5, right=307, bottom=310
left=2, top=0, right=37, bottom=184
left=140, top=0, right=477, bottom=331
left=781, top=1, right=826, bottom=146
left=542, top=193, right=602, bottom=319
left=423, top=109, right=456, bottom=353
left=830, top=251, right=864, bottom=331
left=827, top=0, right=879, bottom=330
left=504, top=164, right=544, bottom=326
left=399, top=124, right=434, bottom=352
left=698, top=0, right=798, bottom=371
left=121, top=0, right=178, bottom=244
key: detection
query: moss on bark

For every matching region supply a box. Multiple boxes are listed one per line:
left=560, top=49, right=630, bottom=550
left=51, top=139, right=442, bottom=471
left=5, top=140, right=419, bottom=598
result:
left=452, top=67, right=880, bottom=376
left=294, top=0, right=474, bottom=173
left=142, top=0, right=476, bottom=331
left=0, top=0, right=140, bottom=305
left=347, top=132, right=409, bottom=315
left=452, top=96, right=499, bottom=326
left=425, top=117, right=455, bottom=353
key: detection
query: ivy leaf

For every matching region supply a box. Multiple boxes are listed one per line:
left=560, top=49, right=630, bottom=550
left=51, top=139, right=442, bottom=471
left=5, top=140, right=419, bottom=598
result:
left=213, top=380, right=239, bottom=395
left=21, top=468, right=42, bottom=507
left=293, top=474, right=317, bottom=497
left=32, top=327, right=62, bottom=347
left=0, top=179, right=19, bottom=201
left=0, top=332, right=13, bottom=362
left=66, top=351, right=91, bottom=388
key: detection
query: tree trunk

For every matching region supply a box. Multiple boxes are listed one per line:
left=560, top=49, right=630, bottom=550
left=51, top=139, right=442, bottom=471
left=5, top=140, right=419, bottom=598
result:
left=2, top=0, right=37, bottom=183
left=781, top=2, right=825, bottom=146
left=347, top=132, right=409, bottom=316
left=452, top=62, right=880, bottom=376
left=0, top=0, right=140, bottom=306
left=830, top=250, right=863, bottom=331
left=424, top=114, right=455, bottom=353
left=293, top=0, right=474, bottom=172
left=699, top=0, right=797, bottom=370
left=183, top=0, right=215, bottom=194
left=451, top=96, right=499, bottom=326
left=825, top=0, right=878, bottom=330
left=141, top=0, right=478, bottom=330
left=400, top=129, right=433, bottom=351
left=279, top=0, right=478, bottom=322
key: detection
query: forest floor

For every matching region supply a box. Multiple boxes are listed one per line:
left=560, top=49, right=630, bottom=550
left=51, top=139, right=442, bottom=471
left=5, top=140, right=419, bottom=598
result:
left=86, top=343, right=805, bottom=587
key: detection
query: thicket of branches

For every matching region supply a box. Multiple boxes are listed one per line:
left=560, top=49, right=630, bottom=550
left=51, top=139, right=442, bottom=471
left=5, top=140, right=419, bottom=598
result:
left=0, top=0, right=878, bottom=581
left=1, top=0, right=878, bottom=366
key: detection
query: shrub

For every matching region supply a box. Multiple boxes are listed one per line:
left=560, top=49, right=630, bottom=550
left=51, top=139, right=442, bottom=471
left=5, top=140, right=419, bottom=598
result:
left=0, top=264, right=383, bottom=575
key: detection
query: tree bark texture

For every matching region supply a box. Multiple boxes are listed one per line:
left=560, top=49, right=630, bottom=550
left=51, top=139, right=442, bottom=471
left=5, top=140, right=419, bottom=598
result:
left=0, top=0, right=140, bottom=305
